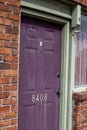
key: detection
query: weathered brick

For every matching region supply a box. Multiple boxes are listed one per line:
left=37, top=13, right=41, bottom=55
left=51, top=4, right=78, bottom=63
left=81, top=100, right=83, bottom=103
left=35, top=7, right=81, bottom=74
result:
left=13, top=7, right=20, bottom=14
left=0, top=25, right=3, bottom=32
left=0, top=3, right=12, bottom=12
left=3, top=70, right=17, bottom=77
left=12, top=77, right=17, bottom=83
left=2, top=112, right=16, bottom=119
left=0, top=85, right=2, bottom=91
left=0, top=47, right=10, bottom=55
left=13, top=20, right=19, bottom=27
left=5, top=27, right=18, bottom=34
left=0, top=34, right=11, bottom=41
left=6, top=13, right=19, bottom=21
left=0, top=17, right=4, bottom=25
left=0, top=0, right=5, bottom=3
left=12, top=49, right=18, bottom=56
left=12, top=35, right=18, bottom=41
left=11, top=118, right=17, bottom=125
left=11, top=63, right=18, bottom=69
left=8, top=0, right=20, bottom=7
left=0, top=120, right=9, bottom=127
left=4, top=19, right=12, bottom=26
left=11, top=91, right=17, bottom=97
left=0, top=70, right=2, bottom=77
left=3, top=99, right=17, bottom=105
left=0, top=92, right=9, bottom=99
left=0, top=106, right=10, bottom=113
left=3, top=126, right=17, bottom=130
left=4, top=42, right=18, bottom=49
left=0, top=99, right=2, bottom=104
left=11, top=105, right=17, bottom=111
left=4, top=84, right=17, bottom=91
left=0, top=41, right=3, bottom=47
left=0, top=78, right=10, bottom=84
left=73, top=0, right=87, bottom=6
left=0, top=55, right=3, bottom=61
left=4, top=56, right=18, bottom=62
left=0, top=63, right=10, bottom=69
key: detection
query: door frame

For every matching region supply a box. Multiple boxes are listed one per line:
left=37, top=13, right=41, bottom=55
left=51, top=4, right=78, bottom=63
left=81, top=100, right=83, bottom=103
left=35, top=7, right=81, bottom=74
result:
left=19, top=1, right=74, bottom=130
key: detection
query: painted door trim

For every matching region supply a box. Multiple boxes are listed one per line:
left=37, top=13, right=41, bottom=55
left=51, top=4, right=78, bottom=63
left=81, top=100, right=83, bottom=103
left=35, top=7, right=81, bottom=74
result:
left=19, top=2, right=72, bottom=130
left=21, top=1, right=72, bottom=20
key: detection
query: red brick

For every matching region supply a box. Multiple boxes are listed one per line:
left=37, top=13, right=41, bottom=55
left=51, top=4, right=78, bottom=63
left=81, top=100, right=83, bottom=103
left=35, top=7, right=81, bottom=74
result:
left=0, top=106, right=10, bottom=113
left=4, top=18, right=12, bottom=26
left=0, top=3, right=12, bottom=12
left=12, top=34, right=18, bottom=41
left=81, top=109, right=87, bottom=115
left=11, top=91, right=17, bottom=97
left=14, top=20, right=19, bottom=27
left=4, top=55, right=18, bottom=62
left=0, top=40, right=3, bottom=47
left=12, top=77, right=17, bottom=83
left=0, top=34, right=11, bottom=40
left=4, top=42, right=18, bottom=49
left=8, top=0, right=20, bottom=7
left=11, top=63, right=18, bottom=69
left=11, top=118, right=17, bottom=125
left=11, top=105, right=17, bottom=111
left=73, top=0, right=87, bottom=6
left=0, top=70, right=2, bottom=77
left=3, top=99, right=17, bottom=105
left=0, top=86, right=2, bottom=91
left=0, top=25, right=3, bottom=32
left=0, top=11, right=4, bottom=17
left=0, top=78, right=10, bottom=84
left=2, top=112, right=16, bottom=119
left=4, top=84, right=17, bottom=91
left=5, top=26, right=18, bottom=34
left=0, top=0, right=5, bottom=3
left=14, top=7, right=20, bottom=14
left=0, top=17, right=4, bottom=25
left=0, top=63, right=10, bottom=70
left=0, top=120, right=9, bottom=127
left=0, top=47, right=10, bottom=55
left=12, top=49, right=18, bottom=56
left=81, top=105, right=87, bottom=110
left=3, top=70, right=17, bottom=77
left=3, top=126, right=17, bottom=130
left=6, top=13, right=19, bottom=20
left=0, top=92, right=9, bottom=99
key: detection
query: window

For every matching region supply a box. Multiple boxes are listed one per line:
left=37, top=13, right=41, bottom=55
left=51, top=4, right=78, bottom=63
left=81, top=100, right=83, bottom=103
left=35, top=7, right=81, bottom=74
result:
left=75, top=15, right=87, bottom=85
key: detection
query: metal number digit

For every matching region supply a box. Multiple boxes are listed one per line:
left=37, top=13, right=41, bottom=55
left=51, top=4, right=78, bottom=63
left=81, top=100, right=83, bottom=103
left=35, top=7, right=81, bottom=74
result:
left=44, top=93, right=47, bottom=102
left=32, top=94, right=36, bottom=103
left=40, top=93, right=43, bottom=102
left=36, top=94, right=39, bottom=102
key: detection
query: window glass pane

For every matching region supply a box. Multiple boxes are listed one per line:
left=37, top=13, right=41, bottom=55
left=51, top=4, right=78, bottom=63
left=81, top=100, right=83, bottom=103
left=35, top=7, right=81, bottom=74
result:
left=75, top=15, right=87, bottom=85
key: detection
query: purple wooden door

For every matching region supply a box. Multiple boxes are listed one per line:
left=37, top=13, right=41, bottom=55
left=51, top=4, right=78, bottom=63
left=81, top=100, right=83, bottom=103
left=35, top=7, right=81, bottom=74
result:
left=18, top=16, right=62, bottom=130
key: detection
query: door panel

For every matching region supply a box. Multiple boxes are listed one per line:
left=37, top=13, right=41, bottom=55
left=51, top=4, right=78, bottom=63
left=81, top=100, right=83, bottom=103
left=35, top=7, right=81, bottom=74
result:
left=18, top=16, right=62, bottom=130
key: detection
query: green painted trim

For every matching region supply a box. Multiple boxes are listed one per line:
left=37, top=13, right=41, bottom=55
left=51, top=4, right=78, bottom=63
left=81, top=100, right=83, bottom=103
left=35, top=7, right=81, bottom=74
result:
left=66, top=32, right=75, bottom=130
left=21, top=3, right=71, bottom=130
left=21, top=1, right=72, bottom=19
left=59, top=22, right=70, bottom=130
left=21, top=8, right=69, bottom=24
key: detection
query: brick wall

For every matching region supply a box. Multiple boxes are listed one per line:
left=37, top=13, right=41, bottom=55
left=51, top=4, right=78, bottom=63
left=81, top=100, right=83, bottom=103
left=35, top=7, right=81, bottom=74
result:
left=0, top=0, right=20, bottom=130
left=73, top=92, right=87, bottom=130
left=72, top=0, right=87, bottom=6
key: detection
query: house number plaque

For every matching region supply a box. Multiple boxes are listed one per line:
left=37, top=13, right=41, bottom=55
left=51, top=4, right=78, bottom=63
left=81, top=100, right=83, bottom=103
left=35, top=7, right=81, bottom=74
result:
left=32, top=93, right=47, bottom=103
